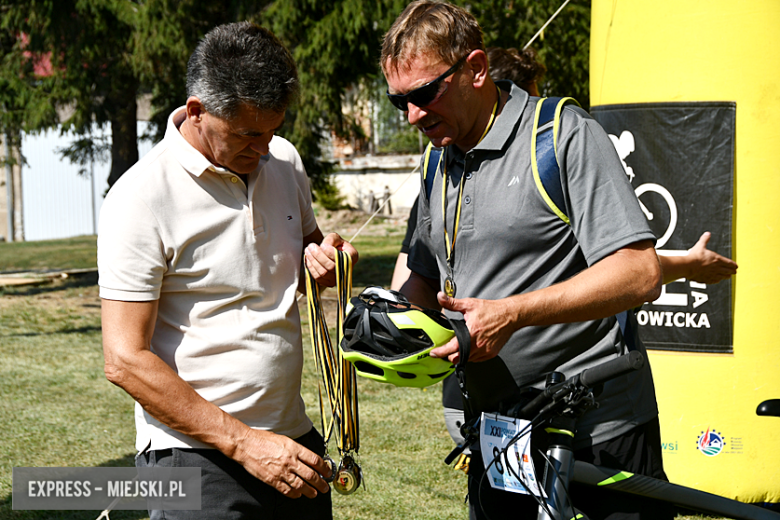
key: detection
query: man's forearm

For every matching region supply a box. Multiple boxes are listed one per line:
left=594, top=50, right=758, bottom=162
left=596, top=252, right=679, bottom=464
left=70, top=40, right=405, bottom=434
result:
left=101, top=298, right=331, bottom=498
left=433, top=240, right=662, bottom=363
left=400, top=271, right=441, bottom=310
left=658, top=254, right=692, bottom=285
left=101, top=300, right=251, bottom=456
left=104, top=348, right=250, bottom=456
left=502, top=240, right=662, bottom=330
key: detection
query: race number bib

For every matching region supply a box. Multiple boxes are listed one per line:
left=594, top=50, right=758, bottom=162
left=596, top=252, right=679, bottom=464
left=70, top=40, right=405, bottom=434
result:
left=479, top=413, right=541, bottom=495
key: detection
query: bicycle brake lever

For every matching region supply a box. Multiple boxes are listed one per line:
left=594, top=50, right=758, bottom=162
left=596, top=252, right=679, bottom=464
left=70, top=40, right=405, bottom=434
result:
left=444, top=444, right=467, bottom=465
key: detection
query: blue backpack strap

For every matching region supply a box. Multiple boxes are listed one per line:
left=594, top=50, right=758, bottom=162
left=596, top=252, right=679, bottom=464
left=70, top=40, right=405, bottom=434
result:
left=533, top=97, right=637, bottom=357
left=531, top=96, right=580, bottom=225
left=422, top=142, right=443, bottom=202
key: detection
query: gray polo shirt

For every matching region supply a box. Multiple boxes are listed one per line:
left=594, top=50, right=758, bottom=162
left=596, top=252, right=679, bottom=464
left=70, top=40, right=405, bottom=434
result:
left=409, top=82, right=659, bottom=448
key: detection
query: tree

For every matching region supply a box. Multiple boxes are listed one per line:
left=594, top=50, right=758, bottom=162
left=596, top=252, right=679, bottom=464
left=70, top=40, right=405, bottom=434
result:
left=1, top=0, right=141, bottom=186
left=131, top=0, right=269, bottom=143
left=260, top=0, right=591, bottom=186
left=258, top=0, right=408, bottom=199
left=0, top=0, right=270, bottom=189
left=0, top=5, right=59, bottom=158
left=3, top=0, right=591, bottom=204
left=463, top=0, right=591, bottom=108
left=0, top=8, right=61, bottom=240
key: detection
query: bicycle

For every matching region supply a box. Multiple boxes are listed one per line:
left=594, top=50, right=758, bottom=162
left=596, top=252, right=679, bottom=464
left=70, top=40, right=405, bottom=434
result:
left=447, top=352, right=780, bottom=520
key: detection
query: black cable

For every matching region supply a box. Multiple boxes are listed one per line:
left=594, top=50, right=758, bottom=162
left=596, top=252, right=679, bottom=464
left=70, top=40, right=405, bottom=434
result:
left=475, top=417, right=554, bottom=519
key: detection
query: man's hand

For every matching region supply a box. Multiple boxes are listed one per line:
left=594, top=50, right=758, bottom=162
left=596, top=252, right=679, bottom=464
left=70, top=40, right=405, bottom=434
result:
left=304, top=232, right=359, bottom=287
left=428, top=240, right=662, bottom=364
left=102, top=299, right=331, bottom=500
left=685, top=232, right=738, bottom=284
left=232, top=429, right=332, bottom=499
left=430, top=292, right=516, bottom=364
left=658, top=232, right=738, bottom=285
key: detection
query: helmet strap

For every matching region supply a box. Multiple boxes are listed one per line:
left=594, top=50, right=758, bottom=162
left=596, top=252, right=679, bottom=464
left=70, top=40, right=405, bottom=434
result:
left=449, top=318, right=472, bottom=405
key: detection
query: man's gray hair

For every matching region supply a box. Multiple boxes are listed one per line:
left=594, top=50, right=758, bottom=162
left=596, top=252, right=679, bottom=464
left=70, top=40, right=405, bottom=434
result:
left=186, top=22, right=298, bottom=119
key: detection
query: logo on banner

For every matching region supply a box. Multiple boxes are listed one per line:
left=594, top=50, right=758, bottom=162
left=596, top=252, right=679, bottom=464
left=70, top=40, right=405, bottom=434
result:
left=696, top=427, right=726, bottom=457
left=661, top=440, right=679, bottom=454
left=592, top=102, right=735, bottom=353
left=609, top=130, right=679, bottom=249
left=610, top=130, right=714, bottom=331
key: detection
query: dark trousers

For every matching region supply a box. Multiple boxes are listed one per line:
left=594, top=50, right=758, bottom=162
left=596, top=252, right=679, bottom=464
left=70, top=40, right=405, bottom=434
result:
left=468, top=418, right=675, bottom=520
left=136, top=428, right=332, bottom=520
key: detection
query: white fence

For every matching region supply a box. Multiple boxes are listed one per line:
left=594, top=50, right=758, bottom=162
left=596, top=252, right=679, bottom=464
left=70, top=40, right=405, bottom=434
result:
left=20, top=122, right=155, bottom=241
left=18, top=126, right=421, bottom=241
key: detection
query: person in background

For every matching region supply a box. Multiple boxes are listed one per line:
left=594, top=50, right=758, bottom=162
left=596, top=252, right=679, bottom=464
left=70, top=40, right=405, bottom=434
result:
left=486, top=46, right=546, bottom=96
left=98, top=22, right=357, bottom=520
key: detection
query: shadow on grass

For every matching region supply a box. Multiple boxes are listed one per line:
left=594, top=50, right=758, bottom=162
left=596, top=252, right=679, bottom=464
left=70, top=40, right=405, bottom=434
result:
left=0, top=272, right=98, bottom=298
left=3, top=326, right=102, bottom=339
left=1, top=453, right=148, bottom=520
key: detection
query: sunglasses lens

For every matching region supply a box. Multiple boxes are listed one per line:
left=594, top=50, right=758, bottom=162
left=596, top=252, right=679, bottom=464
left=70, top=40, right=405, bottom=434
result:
left=386, top=56, right=463, bottom=111
left=387, top=94, right=409, bottom=111
left=386, top=81, right=440, bottom=112
left=408, top=82, right=440, bottom=109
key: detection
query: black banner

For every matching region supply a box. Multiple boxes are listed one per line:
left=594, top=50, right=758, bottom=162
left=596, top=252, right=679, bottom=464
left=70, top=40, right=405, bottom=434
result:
left=591, top=102, right=735, bottom=353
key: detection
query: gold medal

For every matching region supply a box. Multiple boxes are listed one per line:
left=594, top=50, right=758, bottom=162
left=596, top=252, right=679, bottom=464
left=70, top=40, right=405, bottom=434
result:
left=440, top=89, right=499, bottom=302
left=322, top=454, right=337, bottom=483
left=333, top=456, right=361, bottom=495
left=444, top=276, right=457, bottom=298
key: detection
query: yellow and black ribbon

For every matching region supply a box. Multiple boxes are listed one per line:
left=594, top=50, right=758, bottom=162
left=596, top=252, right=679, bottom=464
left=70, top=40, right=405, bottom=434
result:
left=440, top=87, right=502, bottom=296
left=304, top=251, right=359, bottom=460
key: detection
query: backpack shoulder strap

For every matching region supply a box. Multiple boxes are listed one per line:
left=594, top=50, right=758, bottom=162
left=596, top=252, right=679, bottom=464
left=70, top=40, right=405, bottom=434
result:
left=531, top=96, right=580, bottom=225
left=531, top=98, right=640, bottom=357
left=422, top=141, right=443, bottom=202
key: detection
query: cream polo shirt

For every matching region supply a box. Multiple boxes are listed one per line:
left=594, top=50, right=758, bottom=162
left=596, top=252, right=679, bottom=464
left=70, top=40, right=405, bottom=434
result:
left=98, top=107, right=318, bottom=451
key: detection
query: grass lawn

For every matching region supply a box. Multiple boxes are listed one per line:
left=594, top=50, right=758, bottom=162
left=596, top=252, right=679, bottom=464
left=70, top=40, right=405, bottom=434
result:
left=0, top=236, right=97, bottom=273
left=0, top=210, right=724, bottom=520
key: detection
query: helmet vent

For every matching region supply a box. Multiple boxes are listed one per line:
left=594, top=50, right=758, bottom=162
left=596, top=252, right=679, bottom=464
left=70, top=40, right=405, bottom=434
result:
left=428, top=372, right=450, bottom=379
left=406, top=329, right=430, bottom=343
left=353, top=361, right=384, bottom=377
left=397, top=371, right=416, bottom=379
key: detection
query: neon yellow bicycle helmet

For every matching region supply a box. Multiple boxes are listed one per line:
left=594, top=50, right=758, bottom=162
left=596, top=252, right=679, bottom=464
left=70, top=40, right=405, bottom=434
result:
left=340, top=287, right=456, bottom=388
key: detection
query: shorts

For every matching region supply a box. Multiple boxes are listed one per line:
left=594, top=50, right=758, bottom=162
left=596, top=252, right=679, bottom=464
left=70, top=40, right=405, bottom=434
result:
left=443, top=406, right=471, bottom=455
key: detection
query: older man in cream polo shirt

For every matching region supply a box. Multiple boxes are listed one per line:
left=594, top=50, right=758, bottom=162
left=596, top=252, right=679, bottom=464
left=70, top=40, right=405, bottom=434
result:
left=97, top=22, right=356, bottom=520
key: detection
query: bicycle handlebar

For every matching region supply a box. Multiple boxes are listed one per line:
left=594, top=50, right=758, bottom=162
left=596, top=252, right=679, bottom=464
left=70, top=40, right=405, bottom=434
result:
left=517, top=351, right=645, bottom=419
left=580, top=350, right=644, bottom=388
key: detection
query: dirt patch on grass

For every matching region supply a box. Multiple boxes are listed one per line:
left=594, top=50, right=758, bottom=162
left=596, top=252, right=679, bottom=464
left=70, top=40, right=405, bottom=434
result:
left=315, top=206, right=409, bottom=239
left=0, top=275, right=102, bottom=320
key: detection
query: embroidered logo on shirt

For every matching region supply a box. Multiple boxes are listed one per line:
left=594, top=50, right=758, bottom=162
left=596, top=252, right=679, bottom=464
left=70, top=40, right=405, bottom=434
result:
left=287, top=216, right=293, bottom=220
left=508, top=176, right=520, bottom=187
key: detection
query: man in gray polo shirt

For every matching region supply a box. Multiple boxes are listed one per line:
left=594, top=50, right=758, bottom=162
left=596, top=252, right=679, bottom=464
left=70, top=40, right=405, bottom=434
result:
left=381, top=2, right=671, bottom=519
left=98, top=22, right=356, bottom=519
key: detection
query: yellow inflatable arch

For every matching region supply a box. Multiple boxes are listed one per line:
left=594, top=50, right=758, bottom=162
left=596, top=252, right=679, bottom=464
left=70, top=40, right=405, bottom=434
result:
left=590, top=0, right=780, bottom=505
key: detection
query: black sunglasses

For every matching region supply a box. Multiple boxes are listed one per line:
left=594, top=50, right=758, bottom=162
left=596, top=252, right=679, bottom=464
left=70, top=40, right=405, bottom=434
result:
left=386, top=56, right=467, bottom=111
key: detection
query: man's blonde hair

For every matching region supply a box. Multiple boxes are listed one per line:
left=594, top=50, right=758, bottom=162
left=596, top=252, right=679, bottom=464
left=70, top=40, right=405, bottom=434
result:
left=381, top=0, right=484, bottom=73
